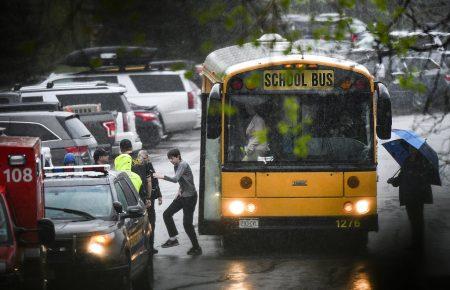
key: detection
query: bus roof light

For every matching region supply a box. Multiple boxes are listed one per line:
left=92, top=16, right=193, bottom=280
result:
left=230, top=78, right=243, bottom=90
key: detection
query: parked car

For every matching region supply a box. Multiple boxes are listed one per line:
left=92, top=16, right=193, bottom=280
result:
left=18, top=81, right=142, bottom=155
left=42, top=47, right=199, bottom=136
left=284, top=13, right=373, bottom=49
left=0, top=92, right=21, bottom=104
left=129, top=102, right=164, bottom=147
left=43, top=165, right=152, bottom=289
left=389, top=30, right=450, bottom=51
left=0, top=111, right=98, bottom=165
left=382, top=56, right=449, bottom=112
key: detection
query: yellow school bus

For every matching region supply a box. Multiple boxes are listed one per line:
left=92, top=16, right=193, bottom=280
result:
left=199, top=35, right=392, bottom=243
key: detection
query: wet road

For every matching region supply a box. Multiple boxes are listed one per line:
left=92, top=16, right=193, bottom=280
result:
left=145, top=114, right=450, bottom=290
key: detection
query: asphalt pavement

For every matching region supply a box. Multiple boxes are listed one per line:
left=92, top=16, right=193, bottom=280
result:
left=145, top=114, right=450, bottom=290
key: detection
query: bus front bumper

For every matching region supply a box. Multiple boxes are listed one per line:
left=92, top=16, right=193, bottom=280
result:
left=221, top=215, right=378, bottom=232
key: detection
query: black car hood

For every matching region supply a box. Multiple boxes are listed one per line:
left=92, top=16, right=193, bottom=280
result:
left=53, top=219, right=116, bottom=239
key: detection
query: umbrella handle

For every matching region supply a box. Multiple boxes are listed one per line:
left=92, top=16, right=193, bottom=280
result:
left=390, top=168, right=401, bottom=178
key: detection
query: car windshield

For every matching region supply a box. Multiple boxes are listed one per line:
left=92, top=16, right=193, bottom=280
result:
left=63, top=116, right=92, bottom=139
left=226, top=93, right=373, bottom=164
left=45, top=185, right=113, bottom=220
left=0, top=198, right=11, bottom=244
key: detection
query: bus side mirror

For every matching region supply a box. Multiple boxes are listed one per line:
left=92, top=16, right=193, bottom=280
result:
left=37, top=218, right=55, bottom=247
left=206, top=84, right=222, bottom=139
left=376, top=82, right=392, bottom=140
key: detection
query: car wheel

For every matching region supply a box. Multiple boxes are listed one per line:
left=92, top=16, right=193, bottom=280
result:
left=146, top=125, right=164, bottom=148
left=412, top=92, right=426, bottom=110
left=113, top=257, right=133, bottom=290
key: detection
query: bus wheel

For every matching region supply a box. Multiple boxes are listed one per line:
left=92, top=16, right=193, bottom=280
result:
left=222, top=233, right=241, bottom=251
left=349, top=232, right=368, bottom=250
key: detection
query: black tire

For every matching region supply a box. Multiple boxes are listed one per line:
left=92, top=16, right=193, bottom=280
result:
left=412, top=92, right=426, bottom=110
left=21, top=258, right=47, bottom=290
left=146, top=125, right=164, bottom=148
left=112, top=256, right=132, bottom=290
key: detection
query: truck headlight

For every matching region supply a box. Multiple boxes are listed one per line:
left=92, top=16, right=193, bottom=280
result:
left=87, top=232, right=115, bottom=256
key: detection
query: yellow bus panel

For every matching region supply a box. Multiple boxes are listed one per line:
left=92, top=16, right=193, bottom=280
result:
left=344, top=171, right=377, bottom=197
left=256, top=172, right=343, bottom=198
left=221, top=197, right=377, bottom=217
left=222, top=172, right=256, bottom=198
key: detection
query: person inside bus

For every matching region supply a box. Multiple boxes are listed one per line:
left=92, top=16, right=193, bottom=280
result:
left=242, top=103, right=269, bottom=161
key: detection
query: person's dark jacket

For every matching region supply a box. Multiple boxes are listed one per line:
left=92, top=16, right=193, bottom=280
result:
left=390, top=156, right=433, bottom=206
left=132, top=159, right=162, bottom=201
left=147, top=162, right=162, bottom=200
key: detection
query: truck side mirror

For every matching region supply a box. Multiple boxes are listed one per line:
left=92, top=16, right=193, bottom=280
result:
left=37, top=218, right=55, bottom=247
left=376, top=82, right=392, bottom=139
left=206, top=84, right=222, bottom=139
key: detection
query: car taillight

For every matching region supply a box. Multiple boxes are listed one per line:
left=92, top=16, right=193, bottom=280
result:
left=122, top=113, right=129, bottom=132
left=188, top=92, right=195, bottom=109
left=102, top=121, right=116, bottom=138
left=445, top=74, right=450, bottom=82
left=135, top=111, right=157, bottom=122
left=65, top=146, right=89, bottom=156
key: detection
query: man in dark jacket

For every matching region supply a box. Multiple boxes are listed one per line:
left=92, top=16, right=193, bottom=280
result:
left=132, top=150, right=161, bottom=254
left=387, top=147, right=433, bottom=250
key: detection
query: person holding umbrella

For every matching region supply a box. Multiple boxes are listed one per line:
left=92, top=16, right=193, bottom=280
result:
left=384, top=129, right=441, bottom=251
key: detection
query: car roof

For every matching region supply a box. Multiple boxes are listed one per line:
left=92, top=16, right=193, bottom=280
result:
left=20, top=81, right=127, bottom=94
left=44, top=170, right=124, bottom=186
left=0, top=110, right=74, bottom=117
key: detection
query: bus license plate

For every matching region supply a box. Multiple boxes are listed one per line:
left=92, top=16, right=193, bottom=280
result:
left=239, top=219, right=259, bottom=228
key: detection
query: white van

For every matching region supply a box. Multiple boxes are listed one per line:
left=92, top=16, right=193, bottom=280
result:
left=42, top=70, right=199, bottom=135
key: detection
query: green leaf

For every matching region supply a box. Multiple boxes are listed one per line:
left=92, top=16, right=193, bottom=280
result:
left=184, top=70, right=194, bottom=80
left=372, top=0, right=388, bottom=11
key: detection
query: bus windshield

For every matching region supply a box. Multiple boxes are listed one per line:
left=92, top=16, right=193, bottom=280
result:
left=226, top=92, right=373, bottom=164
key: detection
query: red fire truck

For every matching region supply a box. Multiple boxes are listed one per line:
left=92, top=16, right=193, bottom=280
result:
left=0, top=136, right=55, bottom=289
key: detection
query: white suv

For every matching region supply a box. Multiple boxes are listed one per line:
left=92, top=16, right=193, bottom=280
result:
left=43, top=69, right=199, bottom=135
left=19, top=82, right=142, bottom=155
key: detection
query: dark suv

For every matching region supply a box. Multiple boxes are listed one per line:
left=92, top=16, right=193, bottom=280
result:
left=0, top=111, right=97, bottom=165
left=44, top=166, right=152, bottom=290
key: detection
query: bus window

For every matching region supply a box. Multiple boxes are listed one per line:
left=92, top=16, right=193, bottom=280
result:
left=226, top=93, right=373, bottom=164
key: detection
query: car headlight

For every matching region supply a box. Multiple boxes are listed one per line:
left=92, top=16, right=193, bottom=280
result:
left=87, top=232, right=115, bottom=256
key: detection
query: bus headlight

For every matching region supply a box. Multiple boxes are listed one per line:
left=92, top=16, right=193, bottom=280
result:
left=355, top=200, right=370, bottom=214
left=247, top=203, right=256, bottom=213
left=87, top=232, right=115, bottom=256
left=229, top=200, right=245, bottom=215
left=343, top=202, right=353, bottom=213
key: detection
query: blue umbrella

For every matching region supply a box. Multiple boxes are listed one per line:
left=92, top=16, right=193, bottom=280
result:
left=382, top=129, right=441, bottom=186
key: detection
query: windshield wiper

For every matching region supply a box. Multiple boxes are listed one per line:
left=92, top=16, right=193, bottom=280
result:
left=45, top=206, right=96, bottom=220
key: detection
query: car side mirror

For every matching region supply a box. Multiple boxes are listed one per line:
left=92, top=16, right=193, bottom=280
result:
left=37, top=218, right=55, bottom=247
left=375, top=82, right=392, bottom=140
left=113, top=201, right=123, bottom=214
left=121, top=205, right=145, bottom=219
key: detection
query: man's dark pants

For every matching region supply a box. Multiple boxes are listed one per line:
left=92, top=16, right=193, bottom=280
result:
left=148, top=203, right=156, bottom=249
left=163, top=196, right=199, bottom=248
left=405, top=201, right=424, bottom=249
